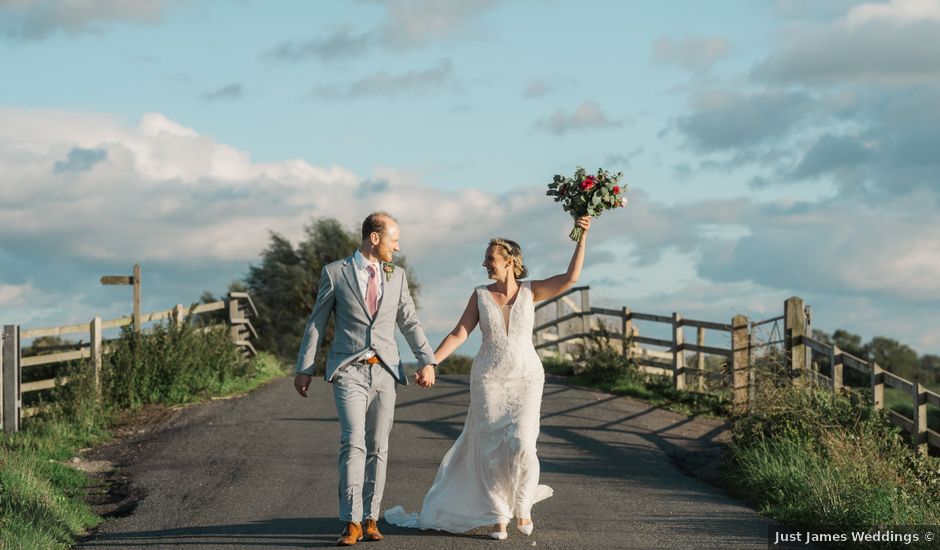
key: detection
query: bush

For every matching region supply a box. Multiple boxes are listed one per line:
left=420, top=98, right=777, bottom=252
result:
left=542, top=355, right=575, bottom=376
left=1, top=323, right=284, bottom=550
left=102, top=321, right=248, bottom=409
left=574, top=325, right=636, bottom=384
left=437, top=354, right=473, bottom=375
left=728, top=383, right=940, bottom=528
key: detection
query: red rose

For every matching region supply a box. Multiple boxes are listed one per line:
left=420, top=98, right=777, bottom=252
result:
left=612, top=186, right=620, bottom=194
left=580, top=175, right=596, bottom=191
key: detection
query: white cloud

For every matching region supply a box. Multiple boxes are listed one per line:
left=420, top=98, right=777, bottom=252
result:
left=0, top=283, right=33, bottom=306
left=0, top=109, right=360, bottom=261
left=534, top=101, right=623, bottom=135
left=652, top=36, right=730, bottom=71
left=0, top=108, right=584, bottom=339
left=268, top=0, right=500, bottom=62
left=844, top=0, right=940, bottom=27
left=376, top=0, right=499, bottom=49
left=3, top=108, right=939, bottom=356
left=757, top=0, right=940, bottom=85
left=311, top=60, right=457, bottom=98
left=0, top=0, right=176, bottom=41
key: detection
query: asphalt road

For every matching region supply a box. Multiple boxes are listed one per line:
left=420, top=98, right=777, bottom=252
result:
left=75, top=375, right=774, bottom=549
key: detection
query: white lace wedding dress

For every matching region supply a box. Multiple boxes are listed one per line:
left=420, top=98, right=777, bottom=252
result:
left=385, top=281, right=552, bottom=533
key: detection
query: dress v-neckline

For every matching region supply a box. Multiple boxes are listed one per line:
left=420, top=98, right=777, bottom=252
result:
left=484, top=285, right=521, bottom=336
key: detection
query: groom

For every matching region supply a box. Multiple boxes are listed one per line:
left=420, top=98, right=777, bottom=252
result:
left=294, top=211, right=437, bottom=546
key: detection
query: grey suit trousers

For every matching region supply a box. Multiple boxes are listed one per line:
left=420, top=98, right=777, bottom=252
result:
left=332, top=361, right=397, bottom=522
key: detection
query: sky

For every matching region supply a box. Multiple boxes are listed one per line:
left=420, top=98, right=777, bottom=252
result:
left=1, top=0, right=939, bottom=360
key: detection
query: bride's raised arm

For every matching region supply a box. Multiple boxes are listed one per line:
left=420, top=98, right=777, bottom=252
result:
left=432, top=291, right=481, bottom=364
left=530, top=216, right=591, bottom=302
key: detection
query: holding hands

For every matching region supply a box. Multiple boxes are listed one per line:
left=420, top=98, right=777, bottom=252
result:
left=414, top=365, right=435, bottom=388
left=294, top=373, right=312, bottom=397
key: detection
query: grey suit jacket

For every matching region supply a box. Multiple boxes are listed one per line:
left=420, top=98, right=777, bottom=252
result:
left=294, top=255, right=436, bottom=384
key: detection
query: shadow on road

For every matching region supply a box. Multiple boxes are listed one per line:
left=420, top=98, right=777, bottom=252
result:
left=80, top=516, right=505, bottom=548
left=80, top=517, right=342, bottom=548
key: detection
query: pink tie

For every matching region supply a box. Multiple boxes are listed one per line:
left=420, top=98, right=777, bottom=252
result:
left=365, top=264, right=379, bottom=317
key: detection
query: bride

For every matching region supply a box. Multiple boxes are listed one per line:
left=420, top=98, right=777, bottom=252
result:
left=385, top=216, right=591, bottom=540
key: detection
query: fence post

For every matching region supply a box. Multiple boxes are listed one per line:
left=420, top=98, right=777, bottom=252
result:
left=556, top=299, right=566, bottom=358
left=747, top=321, right=756, bottom=406
left=731, top=315, right=749, bottom=414
left=697, top=326, right=706, bottom=391
left=784, top=297, right=806, bottom=381
left=804, top=304, right=813, bottom=378
left=2, top=325, right=21, bottom=433
left=871, top=362, right=884, bottom=410
left=174, top=304, right=185, bottom=326
left=90, top=317, right=102, bottom=399
left=621, top=307, right=631, bottom=357
left=132, top=263, right=142, bottom=333
left=580, top=288, right=591, bottom=342
left=672, top=313, right=685, bottom=390
left=831, top=345, right=843, bottom=398
left=533, top=308, right=542, bottom=351
left=227, top=293, right=244, bottom=343
left=913, top=382, right=928, bottom=455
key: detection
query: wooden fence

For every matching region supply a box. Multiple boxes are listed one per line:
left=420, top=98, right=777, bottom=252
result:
left=784, top=297, right=939, bottom=455
left=0, top=292, right=258, bottom=434
left=533, top=287, right=939, bottom=455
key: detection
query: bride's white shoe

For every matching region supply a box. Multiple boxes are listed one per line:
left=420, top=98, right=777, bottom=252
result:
left=516, top=521, right=534, bottom=536
left=489, top=530, right=508, bottom=540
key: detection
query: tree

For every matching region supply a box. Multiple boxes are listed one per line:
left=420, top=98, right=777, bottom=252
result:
left=917, top=354, right=940, bottom=389
left=832, top=329, right=866, bottom=359
left=240, top=217, right=422, bottom=371
left=867, top=336, right=918, bottom=381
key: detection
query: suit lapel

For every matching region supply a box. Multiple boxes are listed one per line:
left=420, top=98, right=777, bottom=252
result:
left=341, top=257, right=370, bottom=318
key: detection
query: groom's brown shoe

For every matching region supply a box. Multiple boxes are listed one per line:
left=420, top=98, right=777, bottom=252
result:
left=363, top=518, right=385, bottom=541
left=337, top=522, right=362, bottom=546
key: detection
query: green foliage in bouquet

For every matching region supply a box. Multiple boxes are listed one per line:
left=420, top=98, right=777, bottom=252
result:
left=546, top=166, right=627, bottom=240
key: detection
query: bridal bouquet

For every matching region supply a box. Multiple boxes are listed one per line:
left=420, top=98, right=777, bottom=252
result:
left=546, top=166, right=627, bottom=240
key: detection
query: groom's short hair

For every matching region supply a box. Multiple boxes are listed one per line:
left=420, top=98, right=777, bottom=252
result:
left=361, top=211, right=396, bottom=240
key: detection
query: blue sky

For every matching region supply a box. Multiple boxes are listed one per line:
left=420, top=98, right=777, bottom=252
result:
left=2, top=0, right=939, bottom=359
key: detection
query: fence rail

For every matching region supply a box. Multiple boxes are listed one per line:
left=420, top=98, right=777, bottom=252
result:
left=533, top=287, right=748, bottom=404
left=1, top=292, right=258, bottom=433
left=532, top=288, right=938, bottom=455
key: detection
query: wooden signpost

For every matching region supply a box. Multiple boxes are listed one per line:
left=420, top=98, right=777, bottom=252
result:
left=101, top=264, right=141, bottom=332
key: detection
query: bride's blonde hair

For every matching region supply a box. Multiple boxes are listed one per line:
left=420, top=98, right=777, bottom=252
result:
left=488, top=238, right=528, bottom=279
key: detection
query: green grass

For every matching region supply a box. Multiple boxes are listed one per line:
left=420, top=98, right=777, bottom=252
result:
left=566, top=371, right=729, bottom=417
left=726, top=384, right=940, bottom=538
left=0, top=320, right=288, bottom=549
left=0, top=415, right=109, bottom=550
left=215, top=352, right=289, bottom=397
left=543, top=336, right=729, bottom=418
left=884, top=386, right=940, bottom=433
left=550, top=329, right=940, bottom=538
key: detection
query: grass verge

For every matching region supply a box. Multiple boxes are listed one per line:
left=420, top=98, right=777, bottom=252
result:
left=547, top=329, right=939, bottom=543
left=0, top=320, right=287, bottom=549
left=726, top=382, right=940, bottom=545
left=542, top=335, right=729, bottom=418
